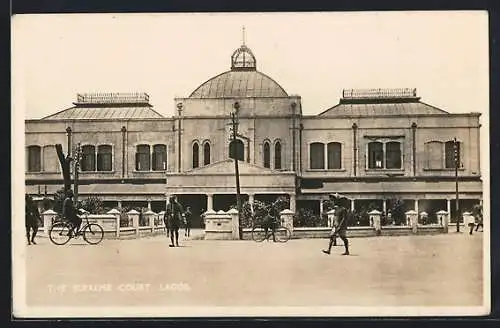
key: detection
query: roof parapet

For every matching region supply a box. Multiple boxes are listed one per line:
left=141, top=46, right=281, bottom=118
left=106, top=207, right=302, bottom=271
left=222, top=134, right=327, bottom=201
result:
left=75, top=92, right=150, bottom=105
left=342, top=88, right=417, bottom=100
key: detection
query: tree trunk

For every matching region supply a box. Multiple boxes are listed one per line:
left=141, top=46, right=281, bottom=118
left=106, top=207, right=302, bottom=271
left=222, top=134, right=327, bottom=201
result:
left=55, top=144, right=72, bottom=194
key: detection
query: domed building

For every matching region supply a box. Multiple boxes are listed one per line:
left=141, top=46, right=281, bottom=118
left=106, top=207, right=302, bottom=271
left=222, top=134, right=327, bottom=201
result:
left=25, top=39, right=482, bottom=228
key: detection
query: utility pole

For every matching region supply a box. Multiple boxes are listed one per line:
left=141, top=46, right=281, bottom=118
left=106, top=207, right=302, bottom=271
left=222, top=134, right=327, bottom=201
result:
left=454, top=137, right=460, bottom=232
left=231, top=102, right=243, bottom=239
left=177, top=103, right=183, bottom=173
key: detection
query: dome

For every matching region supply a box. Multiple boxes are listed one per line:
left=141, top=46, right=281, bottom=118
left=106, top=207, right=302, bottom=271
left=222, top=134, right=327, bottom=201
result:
left=189, top=43, right=288, bottom=99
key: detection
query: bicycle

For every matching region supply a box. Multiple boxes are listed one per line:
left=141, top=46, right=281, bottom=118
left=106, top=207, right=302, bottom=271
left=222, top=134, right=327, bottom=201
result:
left=251, top=219, right=291, bottom=243
left=49, top=212, right=104, bottom=245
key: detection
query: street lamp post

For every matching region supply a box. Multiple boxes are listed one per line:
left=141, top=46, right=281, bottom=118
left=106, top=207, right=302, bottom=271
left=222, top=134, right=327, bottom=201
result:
left=231, top=102, right=243, bottom=239
left=454, top=137, right=460, bottom=232
left=177, top=103, right=183, bottom=173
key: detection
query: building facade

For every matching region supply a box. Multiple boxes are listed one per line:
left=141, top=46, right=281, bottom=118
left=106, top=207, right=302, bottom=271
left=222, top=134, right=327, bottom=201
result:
left=25, top=42, right=482, bottom=227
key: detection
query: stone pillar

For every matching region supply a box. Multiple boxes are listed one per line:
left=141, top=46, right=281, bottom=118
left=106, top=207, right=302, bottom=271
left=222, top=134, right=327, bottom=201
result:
left=207, top=194, right=214, bottom=211
left=463, top=212, right=474, bottom=230
left=414, top=199, right=419, bottom=214
left=107, top=208, right=121, bottom=238
left=147, top=201, right=152, bottom=210
left=382, top=200, right=387, bottom=215
left=158, top=211, right=165, bottom=227
left=420, top=211, right=428, bottom=225
left=319, top=199, right=324, bottom=217
left=436, top=210, right=449, bottom=233
left=406, top=210, right=418, bottom=234
left=42, top=209, right=57, bottom=235
left=144, top=210, right=156, bottom=231
left=289, top=194, right=296, bottom=213
left=327, top=209, right=335, bottom=228
left=249, top=194, right=255, bottom=214
left=351, top=199, right=355, bottom=212
left=127, top=209, right=140, bottom=236
left=368, top=210, right=382, bottom=235
left=447, top=199, right=451, bottom=216
left=227, top=208, right=240, bottom=240
left=280, top=209, right=294, bottom=236
left=117, top=201, right=122, bottom=209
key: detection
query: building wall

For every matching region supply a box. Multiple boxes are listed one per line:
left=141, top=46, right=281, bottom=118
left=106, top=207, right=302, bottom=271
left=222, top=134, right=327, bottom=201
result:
left=300, top=114, right=481, bottom=179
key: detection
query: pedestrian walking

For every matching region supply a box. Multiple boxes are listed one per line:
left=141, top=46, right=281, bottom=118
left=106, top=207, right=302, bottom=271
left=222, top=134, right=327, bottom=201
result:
left=166, top=195, right=183, bottom=247
left=323, top=195, right=350, bottom=256
left=474, top=205, right=483, bottom=232
left=25, top=194, right=40, bottom=245
left=184, top=206, right=192, bottom=237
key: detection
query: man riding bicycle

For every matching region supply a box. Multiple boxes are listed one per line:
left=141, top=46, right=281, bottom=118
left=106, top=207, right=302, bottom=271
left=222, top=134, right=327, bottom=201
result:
left=62, top=189, right=82, bottom=237
left=262, top=207, right=280, bottom=242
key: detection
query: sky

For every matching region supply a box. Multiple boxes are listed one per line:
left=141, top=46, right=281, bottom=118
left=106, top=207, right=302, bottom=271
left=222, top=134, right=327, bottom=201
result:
left=13, top=11, right=488, bottom=119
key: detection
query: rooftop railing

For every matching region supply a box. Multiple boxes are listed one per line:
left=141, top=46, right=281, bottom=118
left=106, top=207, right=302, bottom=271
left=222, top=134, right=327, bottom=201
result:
left=76, top=92, right=150, bottom=104
left=342, top=88, right=417, bottom=99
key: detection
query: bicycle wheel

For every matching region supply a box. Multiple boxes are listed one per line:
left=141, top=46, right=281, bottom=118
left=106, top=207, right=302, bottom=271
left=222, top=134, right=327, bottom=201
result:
left=251, top=225, right=267, bottom=242
left=49, top=222, right=72, bottom=245
left=83, top=223, right=104, bottom=245
left=275, top=227, right=291, bottom=243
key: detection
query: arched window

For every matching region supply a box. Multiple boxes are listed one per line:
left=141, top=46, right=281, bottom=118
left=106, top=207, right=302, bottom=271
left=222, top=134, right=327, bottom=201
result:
left=327, top=142, right=342, bottom=170
left=135, top=144, right=150, bottom=171
left=27, top=145, right=41, bottom=172
left=229, top=139, right=244, bottom=161
left=203, top=142, right=211, bottom=166
left=274, top=141, right=282, bottom=170
left=425, top=141, right=443, bottom=169
left=152, top=144, right=167, bottom=171
left=97, top=145, right=113, bottom=171
left=81, top=145, right=96, bottom=171
left=368, top=142, right=384, bottom=169
left=263, top=141, right=271, bottom=168
left=192, top=142, right=199, bottom=168
left=310, top=143, right=325, bottom=169
left=42, top=145, right=59, bottom=172
left=445, top=140, right=460, bottom=169
left=385, top=142, right=402, bottom=169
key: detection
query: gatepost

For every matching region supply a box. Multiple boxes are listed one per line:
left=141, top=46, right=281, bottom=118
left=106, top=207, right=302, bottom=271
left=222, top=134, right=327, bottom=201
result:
left=227, top=208, right=240, bottom=240
left=107, top=208, right=121, bottom=237
left=368, top=210, right=382, bottom=235
left=280, top=209, right=294, bottom=237
left=127, top=209, right=140, bottom=236
left=327, top=209, right=335, bottom=228
left=42, top=209, right=57, bottom=235
left=436, top=210, right=449, bottom=233
left=406, top=210, right=418, bottom=234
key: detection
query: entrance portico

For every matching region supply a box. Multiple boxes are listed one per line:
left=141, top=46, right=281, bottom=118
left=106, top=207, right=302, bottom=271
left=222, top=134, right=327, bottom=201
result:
left=165, top=159, right=297, bottom=213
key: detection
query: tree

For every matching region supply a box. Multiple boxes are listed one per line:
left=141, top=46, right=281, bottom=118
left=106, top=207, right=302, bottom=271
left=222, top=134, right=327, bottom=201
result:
left=389, top=198, right=406, bottom=226
left=55, top=144, right=73, bottom=194
left=80, top=195, right=105, bottom=214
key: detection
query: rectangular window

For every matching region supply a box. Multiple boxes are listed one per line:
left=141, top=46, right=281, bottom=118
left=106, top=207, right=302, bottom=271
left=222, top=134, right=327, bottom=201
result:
left=136, top=145, right=151, bottom=171
left=81, top=145, right=96, bottom=171
left=152, top=144, right=167, bottom=171
left=97, top=145, right=113, bottom=171
left=425, top=142, right=443, bottom=169
left=327, top=142, right=342, bottom=169
left=368, top=142, right=384, bottom=169
left=310, top=143, right=325, bottom=169
left=385, top=142, right=402, bottom=169
left=27, top=146, right=41, bottom=172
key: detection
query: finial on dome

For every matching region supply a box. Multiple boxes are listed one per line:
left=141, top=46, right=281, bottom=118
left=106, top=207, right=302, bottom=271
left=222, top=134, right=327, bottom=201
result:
left=231, top=27, right=256, bottom=71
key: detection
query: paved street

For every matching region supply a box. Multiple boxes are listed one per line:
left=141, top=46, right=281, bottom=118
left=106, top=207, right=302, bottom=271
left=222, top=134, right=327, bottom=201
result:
left=24, top=232, right=484, bottom=308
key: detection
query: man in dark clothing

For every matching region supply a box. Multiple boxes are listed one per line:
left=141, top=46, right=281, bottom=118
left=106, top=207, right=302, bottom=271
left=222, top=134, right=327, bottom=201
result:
left=63, top=189, right=81, bottom=236
left=25, top=194, right=40, bottom=245
left=323, top=195, right=350, bottom=256
left=166, top=195, right=183, bottom=247
left=262, top=209, right=278, bottom=242
left=184, top=206, right=192, bottom=237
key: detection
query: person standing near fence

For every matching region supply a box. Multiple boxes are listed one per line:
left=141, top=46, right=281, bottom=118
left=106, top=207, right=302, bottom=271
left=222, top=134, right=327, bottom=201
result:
left=166, top=195, right=183, bottom=247
left=184, top=206, right=192, bottom=237
left=25, top=194, right=40, bottom=245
